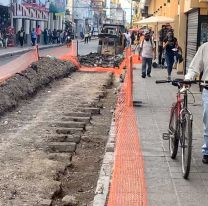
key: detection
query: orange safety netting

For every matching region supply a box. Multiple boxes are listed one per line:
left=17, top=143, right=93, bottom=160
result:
left=107, top=54, right=147, bottom=206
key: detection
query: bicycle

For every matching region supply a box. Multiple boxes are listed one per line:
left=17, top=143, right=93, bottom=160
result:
left=156, top=79, right=200, bottom=179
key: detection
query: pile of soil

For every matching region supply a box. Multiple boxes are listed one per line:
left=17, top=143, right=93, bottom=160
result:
left=0, top=57, right=76, bottom=115
left=78, top=52, right=124, bottom=68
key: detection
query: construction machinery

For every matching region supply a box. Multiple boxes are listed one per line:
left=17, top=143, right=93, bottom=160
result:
left=98, top=24, right=126, bottom=55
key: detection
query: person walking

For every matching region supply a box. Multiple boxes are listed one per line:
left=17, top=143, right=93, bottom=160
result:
left=31, top=28, right=37, bottom=46
left=43, top=28, right=48, bottom=45
left=139, top=32, right=156, bottom=78
left=36, top=25, right=41, bottom=44
left=2, top=29, right=9, bottom=48
left=158, top=25, right=168, bottom=68
left=52, top=29, right=57, bottom=44
left=124, top=31, right=131, bottom=48
left=185, top=42, right=208, bottom=163
left=0, top=30, right=3, bottom=48
left=18, top=27, right=25, bottom=47
left=163, top=30, right=178, bottom=80
left=84, top=32, right=89, bottom=44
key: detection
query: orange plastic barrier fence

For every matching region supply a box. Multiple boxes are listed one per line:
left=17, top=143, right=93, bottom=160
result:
left=0, top=46, right=39, bottom=83
left=106, top=49, right=147, bottom=206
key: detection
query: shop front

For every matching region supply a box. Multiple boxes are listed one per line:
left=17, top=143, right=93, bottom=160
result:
left=185, top=8, right=208, bottom=71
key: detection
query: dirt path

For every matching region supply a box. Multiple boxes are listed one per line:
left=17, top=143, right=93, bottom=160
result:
left=0, top=71, right=115, bottom=206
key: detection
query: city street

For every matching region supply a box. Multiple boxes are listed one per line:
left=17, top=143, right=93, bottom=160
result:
left=0, top=40, right=98, bottom=66
left=1, top=0, right=208, bottom=205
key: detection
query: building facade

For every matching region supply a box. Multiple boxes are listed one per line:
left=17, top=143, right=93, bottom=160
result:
left=139, top=0, right=208, bottom=74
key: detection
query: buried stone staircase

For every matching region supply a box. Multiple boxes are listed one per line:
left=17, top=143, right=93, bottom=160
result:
left=40, top=89, right=110, bottom=206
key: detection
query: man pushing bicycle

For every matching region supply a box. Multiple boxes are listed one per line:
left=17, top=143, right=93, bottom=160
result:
left=185, top=42, right=208, bottom=164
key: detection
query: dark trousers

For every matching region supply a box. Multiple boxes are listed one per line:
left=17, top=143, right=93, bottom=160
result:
left=37, top=35, right=40, bottom=44
left=19, top=37, right=24, bottom=47
left=165, top=53, right=175, bottom=76
left=158, top=45, right=165, bottom=65
left=84, top=37, right=89, bottom=43
left=142, top=57, right=152, bottom=76
left=31, top=38, right=36, bottom=46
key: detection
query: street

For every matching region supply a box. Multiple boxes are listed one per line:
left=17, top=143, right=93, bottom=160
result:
left=0, top=40, right=98, bottom=67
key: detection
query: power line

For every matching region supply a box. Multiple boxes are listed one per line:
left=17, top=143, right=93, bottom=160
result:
left=71, top=6, right=132, bottom=10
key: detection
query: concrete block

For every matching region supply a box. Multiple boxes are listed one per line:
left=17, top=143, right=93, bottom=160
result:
left=48, top=142, right=76, bottom=153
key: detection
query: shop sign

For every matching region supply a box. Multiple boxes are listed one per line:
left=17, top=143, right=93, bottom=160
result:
left=49, top=0, right=66, bottom=13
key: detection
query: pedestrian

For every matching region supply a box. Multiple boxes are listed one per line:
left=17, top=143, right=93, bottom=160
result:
left=52, top=29, right=57, bottom=44
left=89, top=32, right=92, bottom=41
left=43, top=28, right=48, bottom=45
left=36, top=25, right=41, bottom=44
left=131, top=32, right=135, bottom=45
left=139, top=32, right=156, bottom=78
left=84, top=32, right=89, bottom=44
left=48, top=29, right=52, bottom=44
left=2, top=29, right=9, bottom=48
left=18, top=27, right=25, bottom=47
left=123, top=30, right=131, bottom=48
left=60, top=30, right=65, bottom=44
left=185, top=42, right=208, bottom=163
left=158, top=25, right=167, bottom=68
left=163, top=30, right=178, bottom=80
left=31, top=28, right=37, bottom=46
left=0, top=30, right=3, bottom=48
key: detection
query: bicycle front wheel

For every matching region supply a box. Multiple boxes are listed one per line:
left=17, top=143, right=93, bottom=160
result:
left=169, top=103, right=179, bottom=159
left=181, top=112, right=192, bottom=179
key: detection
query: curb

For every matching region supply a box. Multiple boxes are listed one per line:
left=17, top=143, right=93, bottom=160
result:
left=93, top=118, right=115, bottom=206
left=0, top=44, right=64, bottom=58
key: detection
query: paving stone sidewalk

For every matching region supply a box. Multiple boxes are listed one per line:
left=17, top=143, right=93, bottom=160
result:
left=133, top=65, right=208, bottom=206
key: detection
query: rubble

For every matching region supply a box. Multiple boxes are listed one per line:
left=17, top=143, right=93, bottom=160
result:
left=78, top=52, right=124, bottom=68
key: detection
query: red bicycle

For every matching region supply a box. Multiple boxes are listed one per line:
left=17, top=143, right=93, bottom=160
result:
left=156, top=79, right=200, bottom=179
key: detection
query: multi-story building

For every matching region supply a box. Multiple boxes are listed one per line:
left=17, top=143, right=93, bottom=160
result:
left=91, top=0, right=106, bottom=31
left=70, top=0, right=92, bottom=37
left=0, top=0, right=66, bottom=45
left=110, top=2, right=126, bottom=25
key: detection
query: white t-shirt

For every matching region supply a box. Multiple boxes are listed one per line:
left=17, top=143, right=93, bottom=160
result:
left=185, top=42, right=208, bottom=81
left=140, top=39, right=155, bottom=58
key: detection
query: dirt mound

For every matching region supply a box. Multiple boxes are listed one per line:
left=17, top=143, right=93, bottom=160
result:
left=0, top=57, right=76, bottom=115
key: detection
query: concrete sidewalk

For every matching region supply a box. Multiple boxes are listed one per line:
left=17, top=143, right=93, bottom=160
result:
left=133, top=65, right=208, bottom=206
left=0, top=44, right=64, bottom=58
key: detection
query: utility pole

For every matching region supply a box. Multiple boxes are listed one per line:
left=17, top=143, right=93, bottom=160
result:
left=130, top=0, right=133, bottom=28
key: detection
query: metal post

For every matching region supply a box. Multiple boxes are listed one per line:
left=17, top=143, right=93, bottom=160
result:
left=130, top=0, right=133, bottom=28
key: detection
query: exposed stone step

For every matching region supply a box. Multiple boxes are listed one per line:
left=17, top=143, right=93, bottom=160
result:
left=63, top=112, right=91, bottom=118
left=48, top=134, right=81, bottom=143
left=61, top=116, right=91, bottom=123
left=78, top=107, right=100, bottom=115
left=48, top=142, right=77, bottom=153
left=56, top=127, right=84, bottom=135
left=47, top=153, right=73, bottom=162
left=50, top=121, right=86, bottom=129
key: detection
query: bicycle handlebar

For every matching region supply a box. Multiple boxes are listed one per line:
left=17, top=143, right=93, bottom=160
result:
left=156, top=79, right=205, bottom=85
